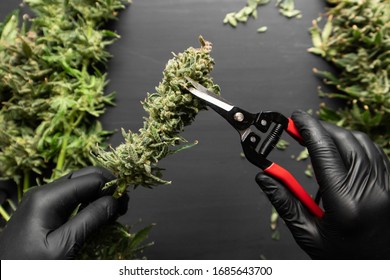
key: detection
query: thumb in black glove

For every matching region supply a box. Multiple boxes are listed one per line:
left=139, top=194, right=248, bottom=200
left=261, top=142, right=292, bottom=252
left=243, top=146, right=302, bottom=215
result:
left=0, top=166, right=128, bottom=260
left=256, top=110, right=390, bottom=259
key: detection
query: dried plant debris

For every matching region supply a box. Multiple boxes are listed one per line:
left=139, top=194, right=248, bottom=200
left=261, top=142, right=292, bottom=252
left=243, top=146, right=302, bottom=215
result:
left=257, top=26, right=268, bottom=33
left=270, top=207, right=280, bottom=240
left=276, top=0, right=302, bottom=19
left=224, top=0, right=270, bottom=27
left=223, top=0, right=301, bottom=30
left=295, top=148, right=309, bottom=161
left=94, top=36, right=220, bottom=197
left=308, top=0, right=390, bottom=157
left=305, top=164, right=313, bottom=178
left=295, top=148, right=312, bottom=178
left=275, top=139, right=289, bottom=150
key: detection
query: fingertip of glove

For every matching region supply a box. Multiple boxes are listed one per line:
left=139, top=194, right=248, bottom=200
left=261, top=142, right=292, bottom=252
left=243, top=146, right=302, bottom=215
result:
left=255, top=172, right=274, bottom=188
left=117, top=193, right=130, bottom=216
left=291, top=109, right=307, bottom=117
left=69, top=166, right=116, bottom=182
left=291, top=110, right=311, bottom=124
left=96, top=167, right=117, bottom=182
left=96, top=196, right=120, bottom=222
left=255, top=172, right=265, bottom=183
left=100, top=193, right=130, bottom=220
left=65, top=166, right=118, bottom=198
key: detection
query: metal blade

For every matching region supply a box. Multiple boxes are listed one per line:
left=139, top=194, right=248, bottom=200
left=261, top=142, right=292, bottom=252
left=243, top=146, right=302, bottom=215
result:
left=185, top=77, right=234, bottom=112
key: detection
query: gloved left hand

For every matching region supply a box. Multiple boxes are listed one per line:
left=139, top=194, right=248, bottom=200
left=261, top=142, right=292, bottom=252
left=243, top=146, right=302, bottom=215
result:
left=0, top=166, right=128, bottom=260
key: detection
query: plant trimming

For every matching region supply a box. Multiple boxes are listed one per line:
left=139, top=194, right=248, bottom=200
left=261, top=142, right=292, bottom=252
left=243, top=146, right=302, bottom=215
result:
left=309, top=0, right=390, bottom=156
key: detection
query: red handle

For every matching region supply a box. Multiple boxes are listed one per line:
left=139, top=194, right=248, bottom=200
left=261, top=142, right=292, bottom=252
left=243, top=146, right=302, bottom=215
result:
left=287, top=118, right=304, bottom=145
left=264, top=162, right=324, bottom=218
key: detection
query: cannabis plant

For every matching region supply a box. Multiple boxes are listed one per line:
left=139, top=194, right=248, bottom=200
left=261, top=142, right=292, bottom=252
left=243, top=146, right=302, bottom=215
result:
left=77, top=222, right=155, bottom=260
left=0, top=0, right=128, bottom=201
left=0, top=0, right=154, bottom=259
left=308, top=0, right=390, bottom=156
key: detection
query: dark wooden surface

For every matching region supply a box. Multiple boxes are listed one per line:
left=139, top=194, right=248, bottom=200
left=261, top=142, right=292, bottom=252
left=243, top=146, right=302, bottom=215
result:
left=0, top=0, right=335, bottom=259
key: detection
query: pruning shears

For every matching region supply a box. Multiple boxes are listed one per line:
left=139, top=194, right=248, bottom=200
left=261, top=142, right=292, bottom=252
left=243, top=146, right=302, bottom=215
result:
left=186, top=77, right=324, bottom=218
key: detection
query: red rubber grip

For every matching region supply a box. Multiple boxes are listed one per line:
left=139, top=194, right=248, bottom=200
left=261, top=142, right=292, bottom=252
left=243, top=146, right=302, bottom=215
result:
left=264, top=163, right=324, bottom=218
left=287, top=118, right=304, bottom=145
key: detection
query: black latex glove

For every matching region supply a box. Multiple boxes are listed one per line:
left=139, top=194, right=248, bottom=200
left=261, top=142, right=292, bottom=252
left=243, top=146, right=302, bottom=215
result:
left=256, top=110, right=390, bottom=259
left=0, top=167, right=128, bottom=260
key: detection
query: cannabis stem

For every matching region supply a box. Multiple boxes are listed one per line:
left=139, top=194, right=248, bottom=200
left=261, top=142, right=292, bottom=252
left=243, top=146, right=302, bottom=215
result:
left=0, top=205, right=10, bottom=222
left=53, top=122, right=71, bottom=179
left=22, top=170, right=30, bottom=193
left=54, top=112, right=85, bottom=179
left=55, top=130, right=70, bottom=177
left=72, top=111, right=85, bottom=130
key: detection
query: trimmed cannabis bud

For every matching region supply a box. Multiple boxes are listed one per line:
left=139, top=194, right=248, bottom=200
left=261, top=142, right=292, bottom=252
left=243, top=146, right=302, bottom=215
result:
left=94, top=37, right=220, bottom=197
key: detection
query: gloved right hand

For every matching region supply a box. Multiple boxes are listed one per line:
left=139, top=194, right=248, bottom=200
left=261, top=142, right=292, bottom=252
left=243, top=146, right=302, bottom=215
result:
left=256, top=110, right=390, bottom=259
left=0, top=166, right=128, bottom=260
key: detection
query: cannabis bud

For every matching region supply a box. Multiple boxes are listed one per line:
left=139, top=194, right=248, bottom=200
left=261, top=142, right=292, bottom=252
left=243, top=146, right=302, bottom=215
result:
left=94, top=36, right=220, bottom=197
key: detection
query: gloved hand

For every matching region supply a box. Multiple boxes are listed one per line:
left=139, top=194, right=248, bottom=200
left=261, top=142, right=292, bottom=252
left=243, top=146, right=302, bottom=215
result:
left=256, top=110, right=390, bottom=259
left=0, top=166, right=128, bottom=260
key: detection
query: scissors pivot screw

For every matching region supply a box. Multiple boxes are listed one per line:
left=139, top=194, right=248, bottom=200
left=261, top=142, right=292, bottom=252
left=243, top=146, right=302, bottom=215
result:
left=234, top=112, right=245, bottom=122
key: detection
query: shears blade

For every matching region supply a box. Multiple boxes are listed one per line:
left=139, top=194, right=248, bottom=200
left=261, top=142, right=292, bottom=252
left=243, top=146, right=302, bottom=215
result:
left=185, top=77, right=234, bottom=112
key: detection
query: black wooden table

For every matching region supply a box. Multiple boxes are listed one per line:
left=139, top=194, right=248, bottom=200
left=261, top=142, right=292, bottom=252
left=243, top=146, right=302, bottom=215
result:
left=0, top=0, right=335, bottom=259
